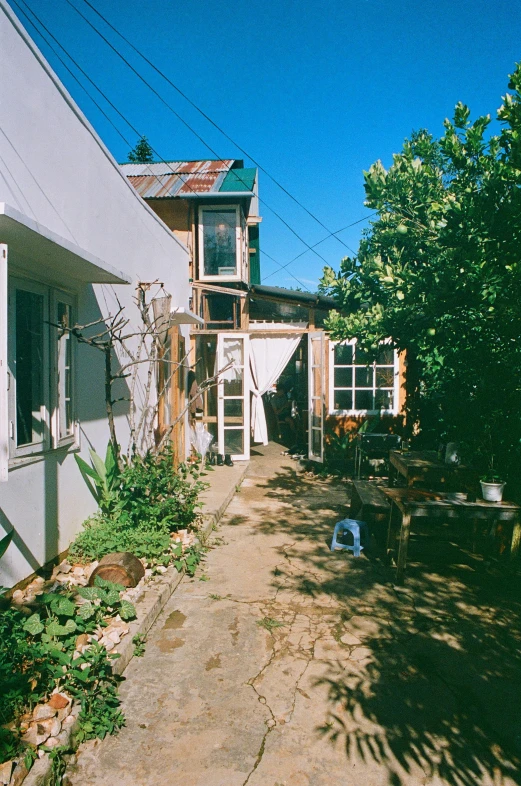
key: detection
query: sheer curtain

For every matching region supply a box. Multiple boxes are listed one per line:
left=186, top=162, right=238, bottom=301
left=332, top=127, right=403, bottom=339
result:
left=249, top=334, right=303, bottom=445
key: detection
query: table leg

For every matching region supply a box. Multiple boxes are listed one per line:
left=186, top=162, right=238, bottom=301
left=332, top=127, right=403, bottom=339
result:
left=395, top=510, right=411, bottom=585
left=510, top=514, right=521, bottom=560
left=386, top=503, right=395, bottom=557
left=389, top=462, right=396, bottom=487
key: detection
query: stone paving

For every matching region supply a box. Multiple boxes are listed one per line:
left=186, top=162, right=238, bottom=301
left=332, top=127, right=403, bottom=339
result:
left=68, top=444, right=521, bottom=786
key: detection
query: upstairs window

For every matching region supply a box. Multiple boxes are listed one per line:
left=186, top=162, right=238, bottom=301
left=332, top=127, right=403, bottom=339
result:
left=199, top=206, right=242, bottom=281
left=329, top=340, right=399, bottom=415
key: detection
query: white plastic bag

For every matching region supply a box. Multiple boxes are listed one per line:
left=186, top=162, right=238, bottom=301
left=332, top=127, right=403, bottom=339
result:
left=189, top=423, right=213, bottom=460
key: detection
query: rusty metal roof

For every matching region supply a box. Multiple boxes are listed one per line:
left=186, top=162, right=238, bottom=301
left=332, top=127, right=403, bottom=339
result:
left=121, top=160, right=239, bottom=199
left=120, top=160, right=255, bottom=199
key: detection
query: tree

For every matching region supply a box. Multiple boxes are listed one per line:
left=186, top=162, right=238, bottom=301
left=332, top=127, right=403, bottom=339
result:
left=128, top=136, right=154, bottom=164
left=320, top=63, right=521, bottom=481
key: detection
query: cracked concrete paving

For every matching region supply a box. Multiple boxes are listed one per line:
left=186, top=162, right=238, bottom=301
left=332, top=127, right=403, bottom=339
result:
left=68, top=444, right=521, bottom=786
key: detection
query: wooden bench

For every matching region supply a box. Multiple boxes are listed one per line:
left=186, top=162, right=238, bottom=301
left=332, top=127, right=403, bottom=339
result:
left=349, top=480, right=390, bottom=527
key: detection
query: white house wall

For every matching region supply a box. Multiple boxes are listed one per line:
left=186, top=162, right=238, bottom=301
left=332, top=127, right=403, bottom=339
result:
left=0, top=2, right=191, bottom=587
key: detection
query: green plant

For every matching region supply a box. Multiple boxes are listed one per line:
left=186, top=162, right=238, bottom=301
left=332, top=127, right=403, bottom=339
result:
left=256, top=617, right=285, bottom=632
left=75, top=444, right=119, bottom=515
left=70, top=444, right=207, bottom=565
left=173, top=544, right=204, bottom=577
left=75, top=576, right=136, bottom=624
left=321, top=64, right=521, bottom=487
left=132, top=633, right=147, bottom=657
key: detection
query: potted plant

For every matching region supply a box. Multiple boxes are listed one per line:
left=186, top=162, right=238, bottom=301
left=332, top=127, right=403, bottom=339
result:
left=480, top=460, right=506, bottom=502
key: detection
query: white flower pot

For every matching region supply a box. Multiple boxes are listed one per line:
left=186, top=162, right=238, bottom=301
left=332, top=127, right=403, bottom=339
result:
left=480, top=481, right=505, bottom=503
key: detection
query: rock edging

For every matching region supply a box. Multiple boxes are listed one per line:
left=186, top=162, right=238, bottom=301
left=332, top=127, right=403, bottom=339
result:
left=18, top=472, right=246, bottom=786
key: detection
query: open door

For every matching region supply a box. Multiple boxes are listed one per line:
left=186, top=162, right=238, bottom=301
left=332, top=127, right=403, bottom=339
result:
left=308, top=331, right=324, bottom=462
left=217, top=333, right=250, bottom=460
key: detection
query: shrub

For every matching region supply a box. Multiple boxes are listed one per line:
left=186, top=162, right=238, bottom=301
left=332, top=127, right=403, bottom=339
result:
left=70, top=444, right=207, bottom=564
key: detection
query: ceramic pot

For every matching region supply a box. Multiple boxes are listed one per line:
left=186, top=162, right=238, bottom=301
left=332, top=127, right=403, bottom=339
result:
left=480, top=480, right=505, bottom=502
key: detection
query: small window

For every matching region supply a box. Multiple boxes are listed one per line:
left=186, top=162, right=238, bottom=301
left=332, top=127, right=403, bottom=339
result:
left=199, top=206, right=243, bottom=281
left=9, top=279, right=77, bottom=459
left=329, top=339, right=399, bottom=415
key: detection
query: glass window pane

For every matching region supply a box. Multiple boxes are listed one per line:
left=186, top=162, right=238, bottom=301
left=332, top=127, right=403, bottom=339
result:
left=375, top=390, right=394, bottom=410
left=334, top=390, right=353, bottom=410
left=355, top=390, right=373, bottom=410
left=354, top=344, right=372, bottom=364
left=224, top=399, right=243, bottom=418
left=377, top=346, right=394, bottom=365
left=334, top=343, right=353, bottom=365
left=202, top=210, right=237, bottom=276
left=355, top=366, right=373, bottom=387
left=16, top=290, right=44, bottom=446
left=224, top=429, right=244, bottom=455
left=221, top=338, right=244, bottom=396
left=312, top=428, right=322, bottom=456
left=334, top=367, right=352, bottom=388
left=375, top=367, right=395, bottom=388
left=57, top=302, right=74, bottom=438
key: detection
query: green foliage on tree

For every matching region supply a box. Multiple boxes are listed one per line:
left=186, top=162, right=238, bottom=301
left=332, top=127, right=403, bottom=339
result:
left=320, top=63, right=521, bottom=481
left=127, top=136, right=154, bottom=163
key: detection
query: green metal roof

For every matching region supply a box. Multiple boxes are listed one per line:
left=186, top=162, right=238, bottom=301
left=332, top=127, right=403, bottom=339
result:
left=219, top=167, right=256, bottom=193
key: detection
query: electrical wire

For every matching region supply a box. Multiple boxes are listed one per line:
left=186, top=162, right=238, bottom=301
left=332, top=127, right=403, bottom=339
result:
left=262, top=212, right=377, bottom=282
left=75, top=0, right=360, bottom=257
left=12, top=0, right=311, bottom=291
left=56, top=0, right=333, bottom=271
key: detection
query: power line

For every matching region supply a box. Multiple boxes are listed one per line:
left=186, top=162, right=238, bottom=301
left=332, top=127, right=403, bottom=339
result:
left=75, top=0, right=358, bottom=257
left=262, top=212, right=377, bottom=282
left=55, top=0, right=332, bottom=272
left=13, top=0, right=311, bottom=292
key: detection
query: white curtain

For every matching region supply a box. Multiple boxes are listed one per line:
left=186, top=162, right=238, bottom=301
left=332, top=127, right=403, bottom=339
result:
left=249, top=334, right=303, bottom=445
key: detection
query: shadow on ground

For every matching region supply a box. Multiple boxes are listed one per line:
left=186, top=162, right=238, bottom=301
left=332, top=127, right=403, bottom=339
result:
left=248, top=461, right=521, bottom=786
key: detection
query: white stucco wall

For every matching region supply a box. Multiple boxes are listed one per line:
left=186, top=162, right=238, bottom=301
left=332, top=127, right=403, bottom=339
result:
left=0, top=1, right=191, bottom=587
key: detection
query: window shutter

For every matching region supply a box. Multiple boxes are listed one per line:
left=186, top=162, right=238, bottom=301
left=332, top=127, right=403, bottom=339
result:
left=0, top=245, right=7, bottom=481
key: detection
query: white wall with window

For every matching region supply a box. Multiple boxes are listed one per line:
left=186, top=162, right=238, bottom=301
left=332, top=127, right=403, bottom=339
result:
left=328, top=339, right=400, bottom=415
left=0, top=1, right=191, bottom=588
left=198, top=205, right=248, bottom=282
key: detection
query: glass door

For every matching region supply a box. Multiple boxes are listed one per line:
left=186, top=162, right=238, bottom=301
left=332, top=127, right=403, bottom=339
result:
left=308, top=332, right=324, bottom=462
left=217, top=333, right=250, bottom=460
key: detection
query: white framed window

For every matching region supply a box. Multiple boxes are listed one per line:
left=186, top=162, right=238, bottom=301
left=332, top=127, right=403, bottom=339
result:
left=52, top=291, right=77, bottom=447
left=329, top=339, right=399, bottom=416
left=198, top=205, right=244, bottom=282
left=8, top=278, right=77, bottom=460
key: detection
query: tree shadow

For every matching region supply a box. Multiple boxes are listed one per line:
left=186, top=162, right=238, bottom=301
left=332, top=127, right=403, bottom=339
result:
left=244, top=459, right=521, bottom=785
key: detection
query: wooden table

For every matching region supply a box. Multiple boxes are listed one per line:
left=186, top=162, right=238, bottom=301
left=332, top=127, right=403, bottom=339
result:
left=389, top=450, right=474, bottom=489
left=382, top=487, right=521, bottom=584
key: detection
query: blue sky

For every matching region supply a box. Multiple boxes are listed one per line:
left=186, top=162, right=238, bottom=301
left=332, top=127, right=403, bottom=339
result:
left=12, top=0, right=521, bottom=291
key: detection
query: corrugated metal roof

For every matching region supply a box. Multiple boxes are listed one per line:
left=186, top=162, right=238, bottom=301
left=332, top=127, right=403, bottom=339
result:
left=220, top=167, right=256, bottom=192
left=121, top=160, right=255, bottom=200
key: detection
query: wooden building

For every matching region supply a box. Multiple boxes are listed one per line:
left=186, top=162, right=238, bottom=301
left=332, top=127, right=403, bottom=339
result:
left=122, top=159, right=405, bottom=461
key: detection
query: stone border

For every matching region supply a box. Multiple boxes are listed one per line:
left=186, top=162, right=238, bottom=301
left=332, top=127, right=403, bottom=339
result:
left=20, top=461, right=249, bottom=786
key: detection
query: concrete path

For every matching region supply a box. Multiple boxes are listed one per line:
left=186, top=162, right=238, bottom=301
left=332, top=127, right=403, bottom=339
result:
left=69, top=445, right=521, bottom=786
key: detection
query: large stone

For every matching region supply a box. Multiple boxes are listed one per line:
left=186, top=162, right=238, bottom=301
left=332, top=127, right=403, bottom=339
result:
left=49, top=692, right=70, bottom=710
left=0, top=760, right=13, bottom=786
left=33, top=703, right=57, bottom=721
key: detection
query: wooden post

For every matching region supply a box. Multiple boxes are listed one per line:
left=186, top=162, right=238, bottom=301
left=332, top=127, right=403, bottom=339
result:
left=395, top=509, right=411, bottom=584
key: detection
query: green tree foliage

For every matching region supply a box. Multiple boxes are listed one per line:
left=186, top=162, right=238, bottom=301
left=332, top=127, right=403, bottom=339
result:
left=320, top=64, right=521, bottom=480
left=127, top=136, right=154, bottom=163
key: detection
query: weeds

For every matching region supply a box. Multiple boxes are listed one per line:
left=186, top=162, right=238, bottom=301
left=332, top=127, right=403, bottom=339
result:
left=132, top=634, right=147, bottom=657
left=256, top=617, right=285, bottom=632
